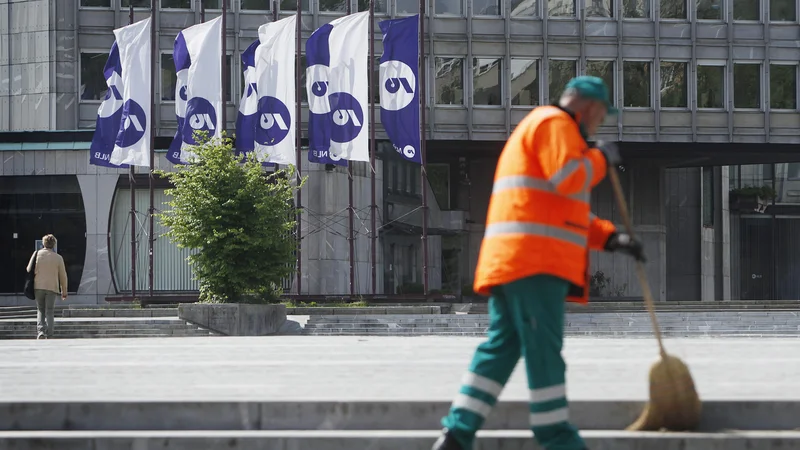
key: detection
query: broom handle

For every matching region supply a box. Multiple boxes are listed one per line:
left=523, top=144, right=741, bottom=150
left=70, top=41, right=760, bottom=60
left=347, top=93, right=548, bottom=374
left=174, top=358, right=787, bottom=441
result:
left=607, top=166, right=667, bottom=359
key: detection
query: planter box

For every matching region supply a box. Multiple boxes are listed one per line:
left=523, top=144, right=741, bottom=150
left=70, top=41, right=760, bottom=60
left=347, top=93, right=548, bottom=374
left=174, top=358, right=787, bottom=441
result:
left=730, top=193, right=770, bottom=213
left=178, top=304, right=287, bottom=336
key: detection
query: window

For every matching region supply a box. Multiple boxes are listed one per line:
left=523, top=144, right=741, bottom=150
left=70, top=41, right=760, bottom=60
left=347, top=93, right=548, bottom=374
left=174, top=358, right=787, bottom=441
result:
left=510, top=59, right=540, bottom=106
left=770, top=64, right=797, bottom=110
left=202, top=0, right=222, bottom=8
left=623, top=0, right=650, bottom=17
left=359, top=0, right=389, bottom=12
left=320, top=0, right=347, bottom=11
left=80, top=52, right=110, bottom=102
left=161, top=53, right=177, bottom=102
left=474, top=0, right=501, bottom=15
left=225, top=54, right=233, bottom=102
left=0, top=176, right=86, bottom=295
left=770, top=0, right=796, bottom=21
left=510, top=0, right=537, bottom=16
left=549, top=0, right=575, bottom=16
left=122, top=0, right=151, bottom=7
left=702, top=166, right=714, bottom=227
left=80, top=0, right=111, bottom=6
left=623, top=61, right=651, bottom=107
left=586, top=0, right=612, bottom=17
left=660, top=61, right=688, bottom=108
left=697, top=64, right=725, bottom=108
left=161, top=0, right=190, bottom=7
left=300, top=55, right=309, bottom=103
left=549, top=59, right=577, bottom=100
left=427, top=164, right=451, bottom=210
left=396, top=0, right=420, bottom=13
left=241, top=0, right=271, bottom=9
left=660, top=0, right=686, bottom=19
left=435, top=0, right=463, bottom=14
left=586, top=60, right=614, bottom=105
left=435, top=57, right=464, bottom=105
left=371, top=55, right=380, bottom=104
left=733, top=63, right=761, bottom=109
left=734, top=0, right=759, bottom=20
left=697, top=0, right=722, bottom=20
left=281, top=0, right=310, bottom=11
left=473, top=58, right=502, bottom=106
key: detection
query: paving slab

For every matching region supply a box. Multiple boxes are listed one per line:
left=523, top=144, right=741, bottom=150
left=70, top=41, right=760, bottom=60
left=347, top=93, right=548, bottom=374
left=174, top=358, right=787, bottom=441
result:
left=0, top=336, right=799, bottom=403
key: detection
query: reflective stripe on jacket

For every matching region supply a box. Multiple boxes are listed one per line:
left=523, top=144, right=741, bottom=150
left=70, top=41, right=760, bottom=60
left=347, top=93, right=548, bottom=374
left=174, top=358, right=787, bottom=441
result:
left=473, top=105, right=617, bottom=303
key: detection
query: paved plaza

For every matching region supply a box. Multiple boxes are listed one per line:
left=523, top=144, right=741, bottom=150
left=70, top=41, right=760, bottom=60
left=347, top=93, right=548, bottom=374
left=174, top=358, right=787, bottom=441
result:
left=2, top=336, right=799, bottom=403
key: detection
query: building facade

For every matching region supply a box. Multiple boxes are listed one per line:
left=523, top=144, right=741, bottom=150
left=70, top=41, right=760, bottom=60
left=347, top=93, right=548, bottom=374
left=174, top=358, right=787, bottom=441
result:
left=2, top=0, right=799, bottom=304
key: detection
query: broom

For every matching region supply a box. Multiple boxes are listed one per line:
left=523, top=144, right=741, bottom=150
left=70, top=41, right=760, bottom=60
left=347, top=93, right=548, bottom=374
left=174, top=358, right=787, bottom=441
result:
left=606, top=165, right=702, bottom=432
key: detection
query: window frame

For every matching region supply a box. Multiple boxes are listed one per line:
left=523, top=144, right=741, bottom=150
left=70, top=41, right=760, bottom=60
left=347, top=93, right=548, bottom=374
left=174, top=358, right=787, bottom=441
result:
left=471, top=56, right=504, bottom=108
left=584, top=59, right=616, bottom=106
left=621, top=59, right=653, bottom=110
left=732, top=61, right=764, bottom=111
left=695, top=59, right=727, bottom=111
left=472, top=0, right=503, bottom=17
left=659, top=59, right=690, bottom=110
left=509, top=57, right=541, bottom=109
left=434, top=0, right=466, bottom=17
left=768, top=61, right=799, bottom=111
left=547, top=58, right=578, bottom=103
left=78, top=0, right=112, bottom=9
left=696, top=0, right=724, bottom=22
left=78, top=49, right=113, bottom=104
left=622, top=0, right=652, bottom=20
left=160, top=51, right=177, bottom=104
left=434, top=56, right=466, bottom=107
left=732, top=0, right=761, bottom=22
left=769, top=0, right=797, bottom=23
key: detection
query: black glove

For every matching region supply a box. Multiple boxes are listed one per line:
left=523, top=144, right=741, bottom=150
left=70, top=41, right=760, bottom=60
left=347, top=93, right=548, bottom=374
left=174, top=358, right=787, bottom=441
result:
left=596, top=140, right=621, bottom=167
left=604, top=232, right=646, bottom=262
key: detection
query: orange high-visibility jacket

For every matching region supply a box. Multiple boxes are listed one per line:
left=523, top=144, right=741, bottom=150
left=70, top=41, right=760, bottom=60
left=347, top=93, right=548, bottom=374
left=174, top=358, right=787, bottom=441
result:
left=473, top=105, right=617, bottom=304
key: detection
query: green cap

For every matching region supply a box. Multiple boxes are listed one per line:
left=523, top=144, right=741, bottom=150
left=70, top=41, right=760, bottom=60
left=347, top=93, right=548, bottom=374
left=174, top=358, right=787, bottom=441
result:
left=564, top=76, right=618, bottom=115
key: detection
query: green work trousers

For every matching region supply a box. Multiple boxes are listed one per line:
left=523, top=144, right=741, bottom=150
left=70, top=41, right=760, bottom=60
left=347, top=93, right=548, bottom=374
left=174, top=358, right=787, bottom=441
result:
left=441, top=275, right=585, bottom=450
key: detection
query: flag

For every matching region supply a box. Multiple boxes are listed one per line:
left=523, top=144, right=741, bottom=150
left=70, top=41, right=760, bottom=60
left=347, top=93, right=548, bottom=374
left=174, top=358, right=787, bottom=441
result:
left=379, top=15, right=421, bottom=164
left=108, top=17, right=152, bottom=167
left=235, top=39, right=260, bottom=158
left=306, top=12, right=370, bottom=166
left=89, top=42, right=129, bottom=169
left=167, top=16, right=224, bottom=164
left=253, top=16, right=297, bottom=166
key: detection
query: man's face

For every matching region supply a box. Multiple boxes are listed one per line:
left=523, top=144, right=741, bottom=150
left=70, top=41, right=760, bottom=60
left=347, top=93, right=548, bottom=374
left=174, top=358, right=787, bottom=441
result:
left=581, top=100, right=608, bottom=136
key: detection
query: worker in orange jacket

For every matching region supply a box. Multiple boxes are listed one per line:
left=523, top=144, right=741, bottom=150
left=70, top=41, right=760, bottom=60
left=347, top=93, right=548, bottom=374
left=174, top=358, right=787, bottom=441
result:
left=432, top=76, right=646, bottom=450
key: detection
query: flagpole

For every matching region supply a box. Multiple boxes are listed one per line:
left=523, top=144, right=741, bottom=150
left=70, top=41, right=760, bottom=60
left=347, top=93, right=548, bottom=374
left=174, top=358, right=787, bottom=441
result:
left=295, top=0, right=303, bottom=296
left=368, top=0, right=376, bottom=295
left=418, top=9, right=429, bottom=296
left=221, top=0, right=228, bottom=129
left=345, top=4, right=355, bottom=298
left=200, top=1, right=205, bottom=22
left=148, top=0, right=156, bottom=300
left=272, top=0, right=277, bottom=20
left=128, top=5, right=138, bottom=300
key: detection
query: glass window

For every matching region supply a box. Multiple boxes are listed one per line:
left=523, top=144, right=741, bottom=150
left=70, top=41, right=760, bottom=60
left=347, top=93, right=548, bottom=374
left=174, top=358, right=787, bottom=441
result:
left=770, top=64, right=797, bottom=110
left=510, top=59, right=540, bottom=106
left=435, top=0, right=463, bottom=14
left=0, top=176, right=86, bottom=295
left=81, top=0, right=111, bottom=6
left=319, top=0, right=347, bottom=12
left=702, top=166, right=714, bottom=227
left=734, top=63, right=761, bottom=109
left=697, top=0, right=721, bottom=20
left=697, top=65, right=725, bottom=108
left=280, top=0, right=310, bottom=11
left=734, top=0, right=759, bottom=20
left=660, top=61, right=688, bottom=108
left=473, top=58, right=502, bottom=106
left=300, top=55, right=309, bottom=103
left=660, top=0, right=686, bottom=19
left=161, top=0, right=190, bottom=7
left=371, top=55, right=380, bottom=104
left=359, top=0, right=389, bottom=12
left=549, top=0, right=575, bottom=16
left=225, top=54, right=233, bottom=102
left=202, top=0, right=222, bottom=8
left=771, top=0, right=796, bottom=21
left=241, top=0, right=271, bottom=9
left=623, top=0, right=650, bottom=17
left=586, top=60, right=614, bottom=105
left=510, top=0, right=537, bottom=16
left=122, top=0, right=151, bottom=7
left=396, top=0, right=420, bottom=13
left=435, top=57, right=464, bottom=105
left=161, top=53, right=177, bottom=102
left=586, top=0, right=613, bottom=17
left=80, top=52, right=109, bottom=102
left=623, top=61, right=651, bottom=107
left=549, top=60, right=577, bottom=100
left=474, top=0, right=501, bottom=15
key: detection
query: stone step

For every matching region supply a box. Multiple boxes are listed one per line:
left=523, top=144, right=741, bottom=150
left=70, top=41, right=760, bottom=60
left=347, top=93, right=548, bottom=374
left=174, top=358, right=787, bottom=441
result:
left=61, top=309, right=179, bottom=318
left=303, top=329, right=800, bottom=337
left=0, top=329, right=213, bottom=338
left=1, top=430, right=799, bottom=450
left=1, top=400, right=794, bottom=432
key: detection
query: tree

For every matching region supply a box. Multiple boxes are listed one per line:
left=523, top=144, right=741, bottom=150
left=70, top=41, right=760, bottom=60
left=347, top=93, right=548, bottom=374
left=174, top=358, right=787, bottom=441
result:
left=157, top=136, right=302, bottom=303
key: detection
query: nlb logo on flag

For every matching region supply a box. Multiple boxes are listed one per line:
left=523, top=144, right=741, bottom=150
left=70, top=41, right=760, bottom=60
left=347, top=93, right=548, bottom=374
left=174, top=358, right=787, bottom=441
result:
left=253, top=15, right=297, bottom=166
left=235, top=39, right=260, bottom=157
left=168, top=16, right=224, bottom=165
left=306, top=12, right=370, bottom=166
left=379, top=15, right=421, bottom=164
left=89, top=42, right=129, bottom=168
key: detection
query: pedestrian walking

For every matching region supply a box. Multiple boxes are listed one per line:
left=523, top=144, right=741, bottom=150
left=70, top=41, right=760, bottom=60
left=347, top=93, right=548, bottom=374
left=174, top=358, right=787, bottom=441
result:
left=432, top=76, right=647, bottom=450
left=26, top=234, right=68, bottom=340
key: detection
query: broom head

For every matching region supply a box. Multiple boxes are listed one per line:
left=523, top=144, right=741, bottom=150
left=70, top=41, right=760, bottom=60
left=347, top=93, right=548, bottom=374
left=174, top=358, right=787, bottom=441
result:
left=626, top=352, right=702, bottom=432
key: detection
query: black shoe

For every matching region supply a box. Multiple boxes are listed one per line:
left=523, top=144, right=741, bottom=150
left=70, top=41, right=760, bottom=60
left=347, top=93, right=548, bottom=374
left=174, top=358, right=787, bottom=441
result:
left=432, top=429, right=464, bottom=450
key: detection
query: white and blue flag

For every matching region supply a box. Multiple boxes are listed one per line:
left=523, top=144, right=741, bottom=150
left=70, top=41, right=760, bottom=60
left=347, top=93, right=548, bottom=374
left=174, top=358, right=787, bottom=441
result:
left=253, top=15, right=297, bottom=166
left=235, top=39, right=260, bottom=159
left=379, top=16, right=421, bottom=164
left=306, top=12, right=370, bottom=166
left=89, top=42, right=128, bottom=168
left=167, top=16, right=224, bottom=164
